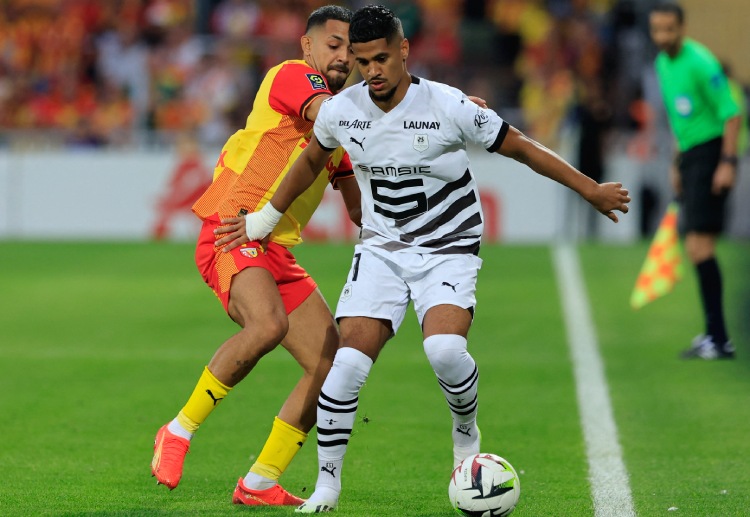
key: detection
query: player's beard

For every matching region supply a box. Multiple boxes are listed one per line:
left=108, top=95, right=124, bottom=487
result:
left=368, top=84, right=398, bottom=103
left=325, top=66, right=349, bottom=93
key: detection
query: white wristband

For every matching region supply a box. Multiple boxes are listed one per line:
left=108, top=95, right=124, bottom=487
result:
left=244, top=202, right=283, bottom=241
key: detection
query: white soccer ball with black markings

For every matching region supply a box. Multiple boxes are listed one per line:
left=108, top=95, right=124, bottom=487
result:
left=448, top=453, right=520, bottom=516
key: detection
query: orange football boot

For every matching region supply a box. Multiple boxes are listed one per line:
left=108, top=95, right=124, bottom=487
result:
left=151, top=424, right=190, bottom=490
left=232, top=477, right=305, bottom=506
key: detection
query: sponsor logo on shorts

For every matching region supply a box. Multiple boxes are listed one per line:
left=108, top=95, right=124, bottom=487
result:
left=240, top=247, right=258, bottom=258
left=340, top=283, right=353, bottom=302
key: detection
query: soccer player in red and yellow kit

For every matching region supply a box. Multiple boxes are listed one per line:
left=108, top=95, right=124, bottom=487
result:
left=150, top=6, right=360, bottom=506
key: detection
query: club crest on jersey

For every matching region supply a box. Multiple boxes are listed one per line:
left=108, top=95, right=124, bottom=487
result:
left=340, top=283, right=353, bottom=302
left=474, top=109, right=489, bottom=128
left=413, top=134, right=429, bottom=152
left=306, top=73, right=327, bottom=91
left=240, top=247, right=259, bottom=258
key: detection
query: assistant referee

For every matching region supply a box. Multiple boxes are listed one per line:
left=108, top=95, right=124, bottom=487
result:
left=649, top=2, right=742, bottom=359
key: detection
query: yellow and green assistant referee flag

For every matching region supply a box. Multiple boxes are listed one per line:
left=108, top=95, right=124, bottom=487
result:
left=630, top=202, right=684, bottom=309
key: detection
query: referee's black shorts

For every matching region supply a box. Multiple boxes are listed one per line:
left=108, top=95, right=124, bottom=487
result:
left=677, top=137, right=729, bottom=234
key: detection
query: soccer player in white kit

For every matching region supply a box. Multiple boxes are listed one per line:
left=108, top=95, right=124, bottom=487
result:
left=217, top=5, right=631, bottom=513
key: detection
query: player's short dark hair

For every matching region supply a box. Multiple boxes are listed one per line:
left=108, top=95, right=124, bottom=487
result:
left=306, top=5, right=353, bottom=33
left=349, top=5, right=404, bottom=45
left=651, top=2, right=684, bottom=24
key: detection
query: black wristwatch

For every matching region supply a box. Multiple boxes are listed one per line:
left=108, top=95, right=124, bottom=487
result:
left=720, top=154, right=738, bottom=166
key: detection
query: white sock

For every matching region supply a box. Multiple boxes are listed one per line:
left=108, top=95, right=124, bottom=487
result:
left=423, top=334, right=480, bottom=465
left=314, top=347, right=373, bottom=499
left=243, top=472, right=276, bottom=490
left=167, top=418, right=193, bottom=440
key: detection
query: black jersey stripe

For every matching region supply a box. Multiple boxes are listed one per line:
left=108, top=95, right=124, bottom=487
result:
left=394, top=169, right=473, bottom=229
left=432, top=241, right=481, bottom=255
left=399, top=191, right=480, bottom=242
left=418, top=213, right=483, bottom=248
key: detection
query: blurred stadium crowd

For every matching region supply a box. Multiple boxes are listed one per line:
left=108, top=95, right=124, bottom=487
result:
left=0, top=0, right=745, bottom=151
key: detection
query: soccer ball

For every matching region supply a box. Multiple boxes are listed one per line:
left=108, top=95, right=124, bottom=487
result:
left=448, top=453, right=520, bottom=517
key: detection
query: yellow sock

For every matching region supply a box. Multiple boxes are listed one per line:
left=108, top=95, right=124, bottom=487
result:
left=249, top=417, right=308, bottom=481
left=178, top=366, right=231, bottom=433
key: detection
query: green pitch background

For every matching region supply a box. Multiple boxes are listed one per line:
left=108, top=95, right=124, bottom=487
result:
left=0, top=241, right=748, bottom=516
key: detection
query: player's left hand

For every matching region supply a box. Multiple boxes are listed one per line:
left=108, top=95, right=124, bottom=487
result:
left=712, top=162, right=736, bottom=194
left=590, top=182, right=631, bottom=223
left=467, top=96, right=488, bottom=109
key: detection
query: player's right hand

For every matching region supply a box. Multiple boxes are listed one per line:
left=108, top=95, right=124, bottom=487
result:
left=215, top=215, right=252, bottom=252
left=216, top=203, right=283, bottom=252
left=590, top=182, right=631, bottom=223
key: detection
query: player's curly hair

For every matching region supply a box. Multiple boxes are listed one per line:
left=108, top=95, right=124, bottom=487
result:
left=306, top=5, right=353, bottom=33
left=349, top=5, right=404, bottom=45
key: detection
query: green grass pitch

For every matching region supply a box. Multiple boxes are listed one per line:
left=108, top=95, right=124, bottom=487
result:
left=0, top=240, right=748, bottom=516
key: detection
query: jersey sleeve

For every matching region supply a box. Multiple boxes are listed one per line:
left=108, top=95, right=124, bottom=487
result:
left=451, top=94, right=509, bottom=152
left=696, top=57, right=741, bottom=123
left=313, top=97, right=341, bottom=151
left=328, top=151, right=354, bottom=190
left=268, top=62, right=333, bottom=120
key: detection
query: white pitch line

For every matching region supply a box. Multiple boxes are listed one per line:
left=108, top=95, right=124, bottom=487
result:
left=552, top=244, right=636, bottom=517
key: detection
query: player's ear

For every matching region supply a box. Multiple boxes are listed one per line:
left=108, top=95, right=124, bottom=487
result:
left=401, top=38, right=409, bottom=61
left=301, top=34, right=312, bottom=56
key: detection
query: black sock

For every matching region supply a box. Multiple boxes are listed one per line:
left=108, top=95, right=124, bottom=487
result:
left=696, top=257, right=729, bottom=344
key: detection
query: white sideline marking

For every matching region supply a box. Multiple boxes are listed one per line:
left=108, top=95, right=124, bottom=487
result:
left=552, top=244, right=635, bottom=517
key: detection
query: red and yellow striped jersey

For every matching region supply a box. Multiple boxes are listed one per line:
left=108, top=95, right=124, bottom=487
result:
left=192, top=60, right=353, bottom=248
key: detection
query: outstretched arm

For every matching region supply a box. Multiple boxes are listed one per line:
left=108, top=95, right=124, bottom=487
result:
left=215, top=135, right=333, bottom=251
left=497, top=125, right=630, bottom=222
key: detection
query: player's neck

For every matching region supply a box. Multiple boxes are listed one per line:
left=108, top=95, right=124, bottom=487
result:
left=372, top=72, right=412, bottom=113
left=665, top=37, right=684, bottom=59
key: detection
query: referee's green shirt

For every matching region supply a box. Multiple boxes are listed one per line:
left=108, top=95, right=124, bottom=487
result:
left=655, top=38, right=740, bottom=152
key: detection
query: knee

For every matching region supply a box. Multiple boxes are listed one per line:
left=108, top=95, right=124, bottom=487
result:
left=265, top=316, right=289, bottom=344
left=684, top=235, right=715, bottom=264
left=424, top=335, right=472, bottom=379
left=245, top=314, right=289, bottom=351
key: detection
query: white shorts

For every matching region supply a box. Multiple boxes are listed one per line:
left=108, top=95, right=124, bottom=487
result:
left=335, top=244, right=483, bottom=334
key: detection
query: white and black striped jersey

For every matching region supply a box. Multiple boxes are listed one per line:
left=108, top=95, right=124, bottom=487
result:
left=314, top=75, right=508, bottom=255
